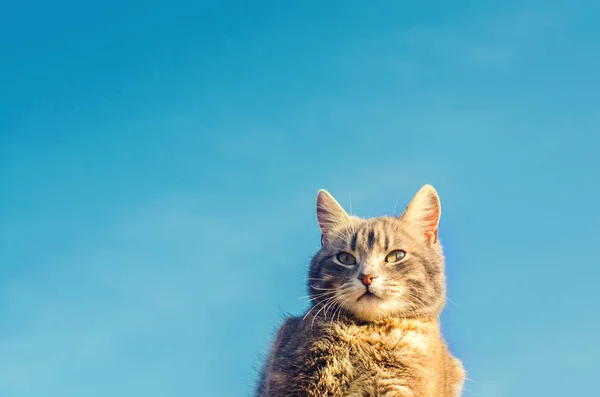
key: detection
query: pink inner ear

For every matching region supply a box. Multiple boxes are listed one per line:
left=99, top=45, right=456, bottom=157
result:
left=419, top=199, right=440, bottom=243
left=316, top=198, right=328, bottom=231
left=426, top=213, right=440, bottom=229
left=426, top=229, right=439, bottom=244
left=423, top=197, right=440, bottom=227
left=317, top=209, right=330, bottom=233
left=317, top=195, right=341, bottom=234
left=317, top=206, right=327, bottom=220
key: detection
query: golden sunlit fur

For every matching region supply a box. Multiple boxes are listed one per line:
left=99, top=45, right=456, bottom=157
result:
left=256, top=185, right=465, bottom=397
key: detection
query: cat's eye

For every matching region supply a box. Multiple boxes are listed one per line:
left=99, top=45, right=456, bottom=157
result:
left=336, top=252, right=357, bottom=267
left=385, top=250, right=406, bottom=263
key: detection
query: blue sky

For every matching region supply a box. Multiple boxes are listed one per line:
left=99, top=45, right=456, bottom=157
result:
left=1, top=0, right=599, bottom=396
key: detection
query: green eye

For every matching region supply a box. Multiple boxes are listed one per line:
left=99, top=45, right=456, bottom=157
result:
left=336, top=252, right=357, bottom=266
left=385, top=250, right=406, bottom=263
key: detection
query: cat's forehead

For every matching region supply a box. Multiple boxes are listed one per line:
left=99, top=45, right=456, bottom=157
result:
left=330, top=216, right=412, bottom=252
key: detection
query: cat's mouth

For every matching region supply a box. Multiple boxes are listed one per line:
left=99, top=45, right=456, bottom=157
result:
left=357, top=290, right=382, bottom=302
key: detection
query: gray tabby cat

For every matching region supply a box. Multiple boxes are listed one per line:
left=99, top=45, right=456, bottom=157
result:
left=256, top=185, right=465, bottom=397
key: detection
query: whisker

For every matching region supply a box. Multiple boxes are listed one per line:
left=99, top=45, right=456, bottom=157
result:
left=447, top=296, right=460, bottom=307
left=309, top=283, right=333, bottom=291
left=391, top=197, right=400, bottom=217
left=322, top=285, right=351, bottom=319
left=324, top=296, right=337, bottom=319
left=303, top=296, right=334, bottom=321
left=331, top=293, right=351, bottom=329
left=297, top=290, right=338, bottom=301
left=310, top=297, right=337, bottom=329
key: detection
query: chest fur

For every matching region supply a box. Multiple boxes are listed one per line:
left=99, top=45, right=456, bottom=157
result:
left=300, top=325, right=436, bottom=395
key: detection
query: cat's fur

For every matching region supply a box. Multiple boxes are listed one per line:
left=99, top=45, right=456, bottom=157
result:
left=256, top=185, right=465, bottom=397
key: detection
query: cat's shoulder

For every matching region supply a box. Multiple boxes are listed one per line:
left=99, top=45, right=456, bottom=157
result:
left=277, top=316, right=301, bottom=339
left=269, top=316, right=302, bottom=355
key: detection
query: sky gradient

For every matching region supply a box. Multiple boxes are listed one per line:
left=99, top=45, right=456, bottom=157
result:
left=1, top=1, right=599, bottom=396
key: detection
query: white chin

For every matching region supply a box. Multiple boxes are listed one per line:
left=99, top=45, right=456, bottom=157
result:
left=348, top=296, right=389, bottom=321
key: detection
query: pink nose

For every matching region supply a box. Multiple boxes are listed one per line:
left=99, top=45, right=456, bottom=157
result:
left=358, top=274, right=378, bottom=286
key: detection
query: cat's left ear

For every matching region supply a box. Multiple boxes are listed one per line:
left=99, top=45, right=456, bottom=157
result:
left=400, top=184, right=441, bottom=244
left=316, top=189, right=349, bottom=236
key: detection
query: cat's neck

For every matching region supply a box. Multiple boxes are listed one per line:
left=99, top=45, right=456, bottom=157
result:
left=304, top=309, right=440, bottom=332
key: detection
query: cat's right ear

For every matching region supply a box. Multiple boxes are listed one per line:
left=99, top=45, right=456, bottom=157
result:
left=399, top=184, right=441, bottom=244
left=316, top=189, right=349, bottom=237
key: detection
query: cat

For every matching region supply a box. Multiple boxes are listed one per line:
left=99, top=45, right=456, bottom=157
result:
left=255, top=185, right=465, bottom=397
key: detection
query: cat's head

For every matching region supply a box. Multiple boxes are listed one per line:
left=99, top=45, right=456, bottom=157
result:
left=308, top=185, right=447, bottom=322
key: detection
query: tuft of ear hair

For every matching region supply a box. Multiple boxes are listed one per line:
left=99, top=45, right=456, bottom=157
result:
left=400, top=184, right=441, bottom=243
left=316, top=189, right=349, bottom=235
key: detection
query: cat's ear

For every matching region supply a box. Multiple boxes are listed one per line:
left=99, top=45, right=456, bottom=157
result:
left=400, top=184, right=441, bottom=244
left=316, top=189, right=349, bottom=235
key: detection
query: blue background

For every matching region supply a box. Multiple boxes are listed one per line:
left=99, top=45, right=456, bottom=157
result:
left=2, top=1, right=599, bottom=396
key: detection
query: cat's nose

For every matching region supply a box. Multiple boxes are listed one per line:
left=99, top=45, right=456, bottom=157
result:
left=358, top=274, right=378, bottom=286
